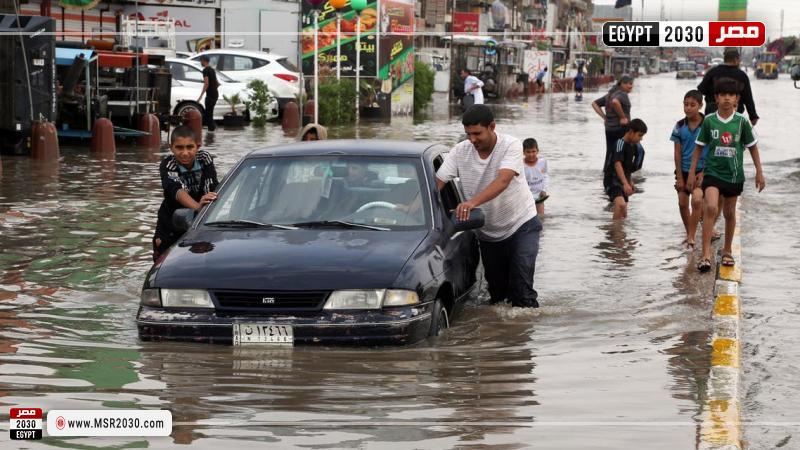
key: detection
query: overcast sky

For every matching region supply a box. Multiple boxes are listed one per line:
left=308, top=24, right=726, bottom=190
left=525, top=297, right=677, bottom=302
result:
left=594, top=0, right=800, bottom=39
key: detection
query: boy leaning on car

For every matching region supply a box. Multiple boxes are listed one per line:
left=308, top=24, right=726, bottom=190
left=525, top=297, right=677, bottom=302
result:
left=152, top=125, right=219, bottom=262
left=436, top=105, right=543, bottom=308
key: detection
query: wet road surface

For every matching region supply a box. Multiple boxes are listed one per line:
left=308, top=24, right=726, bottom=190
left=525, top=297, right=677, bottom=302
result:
left=1, top=72, right=798, bottom=448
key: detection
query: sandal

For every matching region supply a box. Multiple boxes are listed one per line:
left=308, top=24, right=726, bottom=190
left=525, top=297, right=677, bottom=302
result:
left=697, top=258, right=712, bottom=273
left=721, top=253, right=736, bottom=267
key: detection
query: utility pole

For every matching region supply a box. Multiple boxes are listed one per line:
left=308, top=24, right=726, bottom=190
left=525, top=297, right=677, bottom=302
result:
left=780, top=9, right=784, bottom=38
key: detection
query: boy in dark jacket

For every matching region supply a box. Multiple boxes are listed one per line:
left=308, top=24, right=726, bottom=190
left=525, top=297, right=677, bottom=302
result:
left=152, top=125, right=219, bottom=261
left=606, top=118, right=647, bottom=220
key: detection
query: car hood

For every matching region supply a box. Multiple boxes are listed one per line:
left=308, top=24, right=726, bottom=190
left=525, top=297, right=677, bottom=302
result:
left=153, top=229, right=429, bottom=290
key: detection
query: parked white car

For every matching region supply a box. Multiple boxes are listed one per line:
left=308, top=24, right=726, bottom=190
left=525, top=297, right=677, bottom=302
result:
left=166, top=58, right=278, bottom=121
left=188, top=49, right=300, bottom=113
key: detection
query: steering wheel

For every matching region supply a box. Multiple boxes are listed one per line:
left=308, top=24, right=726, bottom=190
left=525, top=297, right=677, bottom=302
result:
left=355, top=201, right=398, bottom=213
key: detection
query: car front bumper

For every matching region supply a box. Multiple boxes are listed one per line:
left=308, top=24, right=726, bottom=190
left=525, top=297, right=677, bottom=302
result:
left=136, top=303, right=434, bottom=346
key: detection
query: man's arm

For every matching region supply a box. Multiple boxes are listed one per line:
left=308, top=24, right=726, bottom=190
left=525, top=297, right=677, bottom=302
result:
left=686, top=144, right=704, bottom=190
left=614, top=161, right=633, bottom=196
left=591, top=100, right=606, bottom=120
left=741, top=76, right=759, bottom=124
left=455, top=169, right=516, bottom=221
left=199, top=72, right=209, bottom=101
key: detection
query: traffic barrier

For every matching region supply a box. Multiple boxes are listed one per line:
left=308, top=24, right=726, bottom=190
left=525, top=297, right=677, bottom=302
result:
left=90, top=118, right=115, bottom=154
left=137, top=113, right=162, bottom=148
left=282, top=101, right=300, bottom=132
left=31, top=120, right=59, bottom=160
left=183, top=109, right=203, bottom=145
left=699, top=208, right=743, bottom=450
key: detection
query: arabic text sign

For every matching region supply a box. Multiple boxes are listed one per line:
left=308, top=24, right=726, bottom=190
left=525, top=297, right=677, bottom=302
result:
left=601, top=21, right=765, bottom=48
left=708, top=21, right=764, bottom=47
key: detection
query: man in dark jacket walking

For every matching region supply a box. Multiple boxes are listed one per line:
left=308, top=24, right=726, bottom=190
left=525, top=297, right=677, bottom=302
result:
left=198, top=55, right=220, bottom=131
left=698, top=48, right=759, bottom=125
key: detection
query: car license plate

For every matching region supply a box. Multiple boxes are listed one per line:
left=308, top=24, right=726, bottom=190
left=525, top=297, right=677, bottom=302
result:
left=233, top=323, right=293, bottom=345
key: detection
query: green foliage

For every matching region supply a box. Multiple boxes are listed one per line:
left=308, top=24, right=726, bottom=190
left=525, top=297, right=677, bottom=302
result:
left=587, top=56, right=604, bottom=76
left=318, top=78, right=357, bottom=125
left=222, top=93, right=242, bottom=115
left=413, top=60, right=435, bottom=118
left=536, top=40, right=551, bottom=51
left=245, top=79, right=275, bottom=127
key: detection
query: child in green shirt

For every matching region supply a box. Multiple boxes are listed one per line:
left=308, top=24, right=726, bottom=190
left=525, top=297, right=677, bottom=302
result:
left=687, top=78, right=765, bottom=272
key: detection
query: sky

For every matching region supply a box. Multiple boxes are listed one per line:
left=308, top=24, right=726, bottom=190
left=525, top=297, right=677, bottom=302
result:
left=593, top=0, right=800, bottom=40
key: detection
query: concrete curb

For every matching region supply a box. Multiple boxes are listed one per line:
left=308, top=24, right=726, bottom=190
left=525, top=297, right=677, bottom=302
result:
left=699, top=210, right=743, bottom=450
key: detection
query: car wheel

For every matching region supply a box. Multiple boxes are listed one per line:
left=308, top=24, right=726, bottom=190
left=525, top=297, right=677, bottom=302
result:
left=175, top=101, right=204, bottom=119
left=428, top=299, right=449, bottom=337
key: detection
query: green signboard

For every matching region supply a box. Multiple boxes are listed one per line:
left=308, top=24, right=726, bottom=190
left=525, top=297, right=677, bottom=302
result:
left=719, top=0, right=747, bottom=20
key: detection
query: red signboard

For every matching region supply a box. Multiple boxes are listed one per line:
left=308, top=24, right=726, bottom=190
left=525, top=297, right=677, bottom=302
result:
left=708, top=21, right=765, bottom=47
left=453, top=12, right=479, bottom=34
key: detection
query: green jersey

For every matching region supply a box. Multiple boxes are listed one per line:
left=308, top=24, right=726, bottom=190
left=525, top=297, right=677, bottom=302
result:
left=695, top=111, right=758, bottom=184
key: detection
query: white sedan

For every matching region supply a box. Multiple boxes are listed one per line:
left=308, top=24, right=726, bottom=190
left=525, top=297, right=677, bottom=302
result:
left=166, top=58, right=278, bottom=121
left=188, top=49, right=300, bottom=113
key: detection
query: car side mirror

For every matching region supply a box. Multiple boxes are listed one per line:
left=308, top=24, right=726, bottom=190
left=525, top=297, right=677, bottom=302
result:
left=451, top=208, right=485, bottom=232
left=172, top=208, right=196, bottom=232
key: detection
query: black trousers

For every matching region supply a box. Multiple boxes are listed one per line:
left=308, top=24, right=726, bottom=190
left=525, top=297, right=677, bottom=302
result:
left=479, top=216, right=543, bottom=308
left=204, top=91, right=218, bottom=131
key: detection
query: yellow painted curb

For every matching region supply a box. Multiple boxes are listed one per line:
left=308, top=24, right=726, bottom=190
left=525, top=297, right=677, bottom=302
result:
left=700, top=207, right=743, bottom=450
left=713, top=295, right=740, bottom=316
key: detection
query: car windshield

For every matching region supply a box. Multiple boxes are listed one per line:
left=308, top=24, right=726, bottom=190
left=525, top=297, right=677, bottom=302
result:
left=679, top=62, right=696, bottom=70
left=203, top=156, right=430, bottom=230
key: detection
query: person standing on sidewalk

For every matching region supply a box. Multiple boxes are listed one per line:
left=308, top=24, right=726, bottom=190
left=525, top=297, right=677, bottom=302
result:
left=198, top=55, right=220, bottom=131
left=436, top=105, right=542, bottom=308
left=698, top=48, right=759, bottom=126
left=592, top=75, right=634, bottom=190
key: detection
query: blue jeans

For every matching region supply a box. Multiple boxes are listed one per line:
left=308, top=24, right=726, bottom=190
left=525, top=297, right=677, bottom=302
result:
left=479, top=216, right=542, bottom=308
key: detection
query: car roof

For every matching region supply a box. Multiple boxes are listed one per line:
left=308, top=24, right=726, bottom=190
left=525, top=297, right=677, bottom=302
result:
left=247, top=140, right=438, bottom=158
left=166, top=57, right=201, bottom=67
left=191, top=49, right=288, bottom=61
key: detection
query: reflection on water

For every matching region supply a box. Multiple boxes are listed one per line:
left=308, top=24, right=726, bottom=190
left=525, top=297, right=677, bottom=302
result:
left=1, top=74, right=796, bottom=448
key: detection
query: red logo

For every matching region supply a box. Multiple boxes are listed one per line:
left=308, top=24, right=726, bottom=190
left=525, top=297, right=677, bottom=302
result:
left=721, top=132, right=733, bottom=145
left=55, top=416, right=66, bottom=430
left=709, top=22, right=766, bottom=47
left=10, top=408, right=42, bottom=419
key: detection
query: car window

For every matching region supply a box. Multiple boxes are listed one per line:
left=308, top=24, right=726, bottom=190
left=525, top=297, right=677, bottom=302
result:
left=230, top=56, right=255, bottom=70
left=202, top=54, right=221, bottom=69
left=205, top=156, right=430, bottom=230
left=276, top=58, right=297, bottom=72
left=433, top=154, right=461, bottom=212
left=182, top=64, right=204, bottom=82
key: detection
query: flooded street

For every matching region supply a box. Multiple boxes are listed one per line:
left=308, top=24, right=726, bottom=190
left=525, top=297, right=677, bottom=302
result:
left=1, top=73, right=798, bottom=448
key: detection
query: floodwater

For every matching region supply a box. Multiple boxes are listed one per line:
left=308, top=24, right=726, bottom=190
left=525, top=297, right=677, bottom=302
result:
left=1, top=72, right=798, bottom=449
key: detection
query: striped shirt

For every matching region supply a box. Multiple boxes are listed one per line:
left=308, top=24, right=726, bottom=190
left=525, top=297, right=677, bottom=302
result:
left=436, top=133, right=537, bottom=242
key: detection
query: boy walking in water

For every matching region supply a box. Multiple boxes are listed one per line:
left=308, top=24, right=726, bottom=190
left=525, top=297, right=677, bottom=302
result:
left=687, top=78, right=765, bottom=272
left=671, top=90, right=706, bottom=250
left=606, top=118, right=647, bottom=220
left=523, top=138, right=549, bottom=217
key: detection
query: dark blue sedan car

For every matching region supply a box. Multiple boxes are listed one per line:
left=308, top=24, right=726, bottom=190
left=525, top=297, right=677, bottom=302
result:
left=137, top=140, right=483, bottom=345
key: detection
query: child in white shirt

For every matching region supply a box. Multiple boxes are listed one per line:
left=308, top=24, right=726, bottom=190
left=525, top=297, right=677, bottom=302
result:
left=523, top=138, right=549, bottom=217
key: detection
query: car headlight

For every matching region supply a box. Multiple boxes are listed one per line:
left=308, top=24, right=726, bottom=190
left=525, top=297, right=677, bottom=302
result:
left=323, top=289, right=420, bottom=310
left=140, top=289, right=161, bottom=307
left=160, top=289, right=214, bottom=308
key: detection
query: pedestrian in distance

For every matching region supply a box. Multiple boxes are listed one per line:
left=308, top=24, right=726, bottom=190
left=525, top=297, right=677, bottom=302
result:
left=460, top=68, right=484, bottom=111
left=436, top=105, right=542, bottom=308
left=687, top=78, right=765, bottom=273
left=534, top=66, right=548, bottom=94
left=592, top=74, right=634, bottom=190
left=298, top=123, right=328, bottom=141
left=574, top=68, right=585, bottom=100
left=671, top=90, right=707, bottom=250
left=152, top=125, right=219, bottom=262
left=198, top=55, right=220, bottom=131
left=698, top=48, right=759, bottom=126
left=606, top=118, right=647, bottom=221
left=522, top=138, right=549, bottom=217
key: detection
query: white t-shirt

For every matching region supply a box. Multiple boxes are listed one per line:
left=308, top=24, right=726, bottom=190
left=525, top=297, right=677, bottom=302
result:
left=464, top=75, right=485, bottom=104
left=436, top=133, right=537, bottom=242
left=524, top=158, right=549, bottom=198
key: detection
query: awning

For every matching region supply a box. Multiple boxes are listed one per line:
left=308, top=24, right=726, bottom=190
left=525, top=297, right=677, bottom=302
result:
left=55, top=47, right=95, bottom=66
